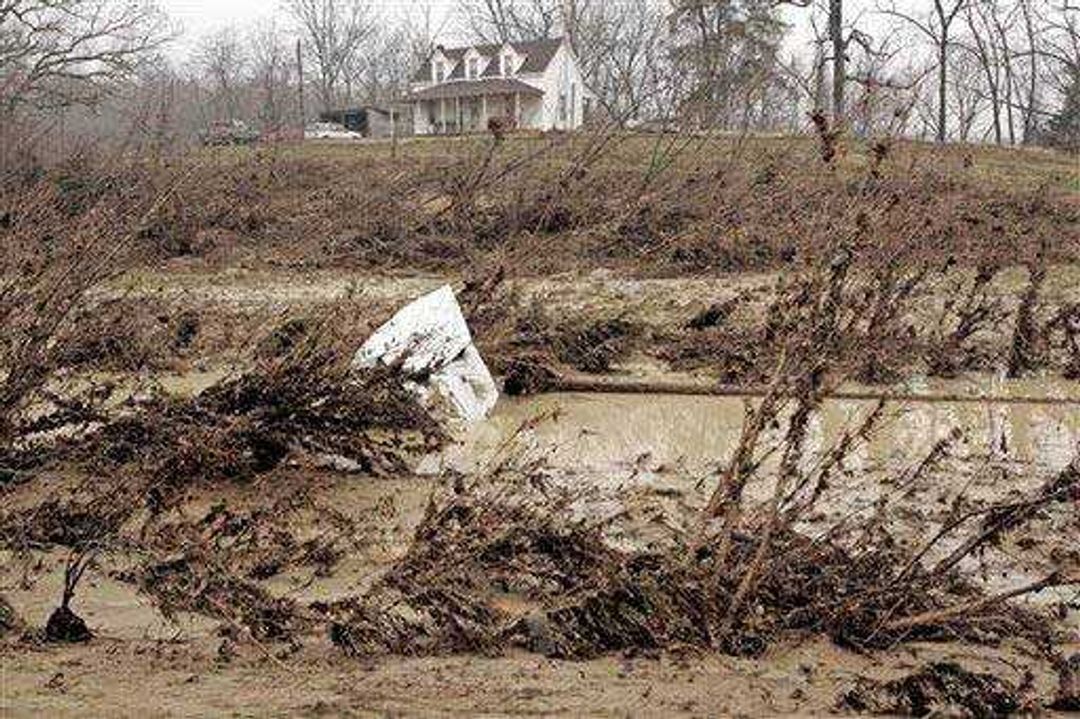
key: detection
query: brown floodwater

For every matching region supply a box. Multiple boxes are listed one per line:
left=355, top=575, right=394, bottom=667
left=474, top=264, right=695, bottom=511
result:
left=446, top=375, right=1080, bottom=479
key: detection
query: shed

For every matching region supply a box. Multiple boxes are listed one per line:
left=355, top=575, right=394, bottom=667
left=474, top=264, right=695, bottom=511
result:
left=318, top=106, right=408, bottom=138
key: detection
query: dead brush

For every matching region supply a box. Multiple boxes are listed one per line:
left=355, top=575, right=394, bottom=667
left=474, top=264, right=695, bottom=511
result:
left=133, top=553, right=303, bottom=642
left=330, top=250, right=1078, bottom=663
left=0, top=154, right=197, bottom=457
left=1048, top=302, right=1080, bottom=379
left=74, top=313, right=447, bottom=500
left=1007, top=246, right=1049, bottom=378
left=810, top=109, right=843, bottom=165
left=926, top=262, right=1008, bottom=377
left=692, top=252, right=1076, bottom=652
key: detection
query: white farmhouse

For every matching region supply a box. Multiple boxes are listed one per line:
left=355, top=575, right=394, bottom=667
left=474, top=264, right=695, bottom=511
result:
left=409, top=38, right=587, bottom=135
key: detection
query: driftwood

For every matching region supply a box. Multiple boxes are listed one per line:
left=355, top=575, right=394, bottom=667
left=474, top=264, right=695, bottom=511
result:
left=550, top=373, right=1080, bottom=407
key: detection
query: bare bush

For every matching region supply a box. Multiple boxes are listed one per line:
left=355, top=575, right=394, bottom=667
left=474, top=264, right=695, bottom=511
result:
left=0, top=157, right=171, bottom=450
left=329, top=248, right=1079, bottom=661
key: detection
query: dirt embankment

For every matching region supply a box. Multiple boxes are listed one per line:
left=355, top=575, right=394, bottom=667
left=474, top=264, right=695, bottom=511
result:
left=24, top=135, right=1080, bottom=278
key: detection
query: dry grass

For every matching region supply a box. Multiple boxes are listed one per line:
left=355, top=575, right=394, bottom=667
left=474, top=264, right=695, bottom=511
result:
left=21, top=133, right=1073, bottom=278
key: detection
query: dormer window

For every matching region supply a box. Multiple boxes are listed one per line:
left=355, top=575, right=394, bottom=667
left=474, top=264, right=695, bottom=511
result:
left=501, top=54, right=514, bottom=76
left=434, top=61, right=446, bottom=83
left=467, top=57, right=479, bottom=79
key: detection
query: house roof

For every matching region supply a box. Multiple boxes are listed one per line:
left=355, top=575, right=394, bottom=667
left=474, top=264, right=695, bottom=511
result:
left=411, top=38, right=565, bottom=83
left=410, top=78, right=544, bottom=101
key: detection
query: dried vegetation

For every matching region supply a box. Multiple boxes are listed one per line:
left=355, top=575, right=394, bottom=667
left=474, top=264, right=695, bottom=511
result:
left=2, top=129, right=1079, bottom=714
left=329, top=255, right=1079, bottom=665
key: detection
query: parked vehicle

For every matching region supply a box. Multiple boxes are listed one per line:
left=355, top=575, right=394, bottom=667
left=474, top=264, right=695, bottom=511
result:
left=200, top=120, right=260, bottom=147
left=304, top=122, right=363, bottom=141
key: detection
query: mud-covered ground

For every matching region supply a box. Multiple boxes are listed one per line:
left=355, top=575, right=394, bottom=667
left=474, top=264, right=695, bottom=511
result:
left=4, top=261, right=1080, bottom=716
left=4, top=137, right=1080, bottom=716
left=81, top=260, right=1080, bottom=383
left=3, top=447, right=1077, bottom=716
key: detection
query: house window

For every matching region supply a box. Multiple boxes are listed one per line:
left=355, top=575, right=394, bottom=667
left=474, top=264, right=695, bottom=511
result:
left=570, top=83, right=577, bottom=123
left=467, top=57, right=479, bottom=79
left=501, top=55, right=513, bottom=76
left=558, top=93, right=567, bottom=123
left=435, top=61, right=446, bottom=83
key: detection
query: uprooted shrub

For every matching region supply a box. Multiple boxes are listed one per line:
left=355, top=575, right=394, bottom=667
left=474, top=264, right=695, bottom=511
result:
left=328, top=457, right=1073, bottom=661
left=76, top=327, right=446, bottom=496
left=44, top=548, right=95, bottom=643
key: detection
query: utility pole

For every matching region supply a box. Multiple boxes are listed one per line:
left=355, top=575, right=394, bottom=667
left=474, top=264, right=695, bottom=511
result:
left=390, top=106, right=398, bottom=159
left=296, top=39, right=306, bottom=137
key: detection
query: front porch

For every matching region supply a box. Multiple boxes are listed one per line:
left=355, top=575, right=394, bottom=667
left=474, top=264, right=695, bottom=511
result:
left=411, top=79, right=544, bottom=135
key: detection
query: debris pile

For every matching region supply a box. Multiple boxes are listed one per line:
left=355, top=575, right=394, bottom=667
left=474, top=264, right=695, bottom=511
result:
left=77, top=338, right=447, bottom=494
left=839, top=663, right=1024, bottom=718
left=327, top=474, right=1060, bottom=661
left=495, top=304, right=641, bottom=389
left=136, top=556, right=302, bottom=641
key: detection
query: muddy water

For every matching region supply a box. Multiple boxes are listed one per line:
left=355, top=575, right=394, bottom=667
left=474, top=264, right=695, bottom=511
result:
left=441, top=376, right=1080, bottom=615
left=449, top=375, right=1080, bottom=479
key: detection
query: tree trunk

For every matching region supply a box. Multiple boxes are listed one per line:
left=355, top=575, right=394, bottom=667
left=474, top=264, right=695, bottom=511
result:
left=1020, top=0, right=1038, bottom=143
left=830, top=0, right=845, bottom=124
left=937, top=40, right=948, bottom=143
left=995, top=19, right=1016, bottom=144
left=990, top=85, right=1002, bottom=144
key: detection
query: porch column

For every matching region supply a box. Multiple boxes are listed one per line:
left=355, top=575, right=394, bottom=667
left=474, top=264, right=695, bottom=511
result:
left=455, top=96, right=461, bottom=135
left=440, top=97, right=446, bottom=134
left=481, top=94, right=488, bottom=132
left=513, top=92, right=520, bottom=128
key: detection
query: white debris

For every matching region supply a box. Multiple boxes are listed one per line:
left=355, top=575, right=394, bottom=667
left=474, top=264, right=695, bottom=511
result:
left=351, top=285, right=498, bottom=423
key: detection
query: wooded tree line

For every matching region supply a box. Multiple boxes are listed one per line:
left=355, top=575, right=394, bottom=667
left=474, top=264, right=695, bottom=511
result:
left=1, top=0, right=1077, bottom=152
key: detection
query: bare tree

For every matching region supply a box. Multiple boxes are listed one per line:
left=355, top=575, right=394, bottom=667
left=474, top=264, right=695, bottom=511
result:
left=1036, top=0, right=1080, bottom=98
left=829, top=0, right=846, bottom=120
left=249, top=21, right=294, bottom=131
left=570, top=0, right=672, bottom=122
left=196, top=27, right=248, bottom=122
left=401, top=1, right=444, bottom=66
left=880, top=0, right=973, bottom=143
left=1018, top=0, right=1041, bottom=140
left=346, top=22, right=416, bottom=106
left=668, top=0, right=794, bottom=130
left=961, top=0, right=1009, bottom=143
left=1028, top=0, right=1080, bottom=146
left=457, top=0, right=560, bottom=43
left=0, top=0, right=170, bottom=113
left=820, top=0, right=880, bottom=124
left=948, top=49, right=987, bottom=140
left=283, top=0, right=374, bottom=111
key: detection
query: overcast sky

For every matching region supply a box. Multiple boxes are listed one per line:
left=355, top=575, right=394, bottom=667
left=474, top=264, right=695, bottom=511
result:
left=160, top=0, right=456, bottom=46
left=157, top=0, right=879, bottom=59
